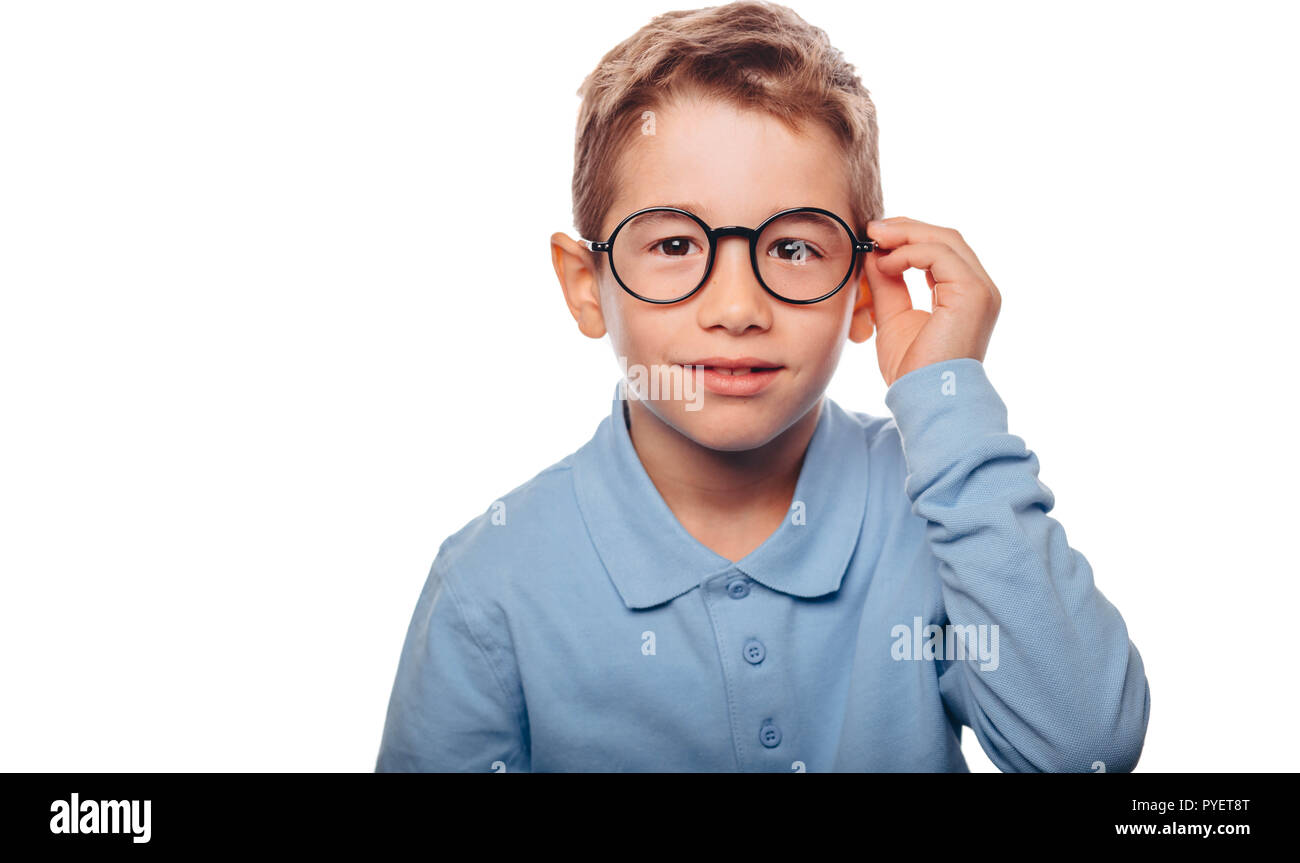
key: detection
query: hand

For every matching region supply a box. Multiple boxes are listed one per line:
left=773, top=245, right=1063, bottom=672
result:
left=858, top=217, right=1001, bottom=387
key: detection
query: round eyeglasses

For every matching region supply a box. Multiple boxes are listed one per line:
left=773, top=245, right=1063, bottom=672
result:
left=580, top=206, right=877, bottom=305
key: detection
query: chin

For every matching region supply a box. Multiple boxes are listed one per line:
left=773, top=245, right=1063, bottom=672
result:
left=653, top=398, right=797, bottom=452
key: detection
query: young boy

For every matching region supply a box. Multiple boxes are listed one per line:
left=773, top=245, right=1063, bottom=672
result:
left=375, top=0, right=1150, bottom=772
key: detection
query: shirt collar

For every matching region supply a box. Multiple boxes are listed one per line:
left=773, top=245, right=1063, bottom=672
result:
left=572, top=382, right=871, bottom=609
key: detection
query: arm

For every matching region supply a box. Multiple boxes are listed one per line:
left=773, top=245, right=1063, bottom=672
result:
left=375, top=550, right=529, bottom=772
left=885, top=357, right=1150, bottom=772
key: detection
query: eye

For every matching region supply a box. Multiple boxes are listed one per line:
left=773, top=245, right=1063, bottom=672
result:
left=650, top=237, right=700, bottom=257
left=767, top=238, right=823, bottom=263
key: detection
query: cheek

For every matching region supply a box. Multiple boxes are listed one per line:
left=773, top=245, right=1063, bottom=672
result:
left=599, top=280, right=634, bottom=350
left=602, top=292, right=676, bottom=363
left=785, top=303, right=853, bottom=368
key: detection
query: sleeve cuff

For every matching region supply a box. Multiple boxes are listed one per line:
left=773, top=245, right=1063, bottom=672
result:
left=883, top=358, right=1010, bottom=482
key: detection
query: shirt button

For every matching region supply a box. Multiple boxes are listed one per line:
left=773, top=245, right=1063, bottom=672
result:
left=726, top=577, right=750, bottom=599
left=743, top=638, right=766, bottom=664
left=759, top=721, right=782, bottom=748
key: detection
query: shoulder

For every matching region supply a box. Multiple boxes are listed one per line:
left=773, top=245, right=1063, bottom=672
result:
left=438, top=451, right=578, bottom=562
left=833, top=400, right=906, bottom=458
left=427, top=447, right=591, bottom=613
left=828, top=400, right=912, bottom=500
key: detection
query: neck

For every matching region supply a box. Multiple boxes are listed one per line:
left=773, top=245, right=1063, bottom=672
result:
left=625, top=397, right=823, bottom=561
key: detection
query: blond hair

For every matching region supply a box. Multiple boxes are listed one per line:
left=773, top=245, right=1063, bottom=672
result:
left=571, top=0, right=883, bottom=244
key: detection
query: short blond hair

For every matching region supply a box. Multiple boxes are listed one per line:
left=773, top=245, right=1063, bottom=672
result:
left=571, top=0, right=883, bottom=244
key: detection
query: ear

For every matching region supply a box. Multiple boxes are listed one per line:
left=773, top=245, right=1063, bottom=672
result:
left=848, top=264, right=875, bottom=343
left=550, top=232, right=607, bottom=339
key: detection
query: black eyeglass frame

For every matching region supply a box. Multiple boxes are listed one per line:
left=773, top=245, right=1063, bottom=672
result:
left=581, top=205, right=878, bottom=305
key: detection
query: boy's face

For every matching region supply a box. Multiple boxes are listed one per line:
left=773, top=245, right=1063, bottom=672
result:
left=558, top=92, right=872, bottom=452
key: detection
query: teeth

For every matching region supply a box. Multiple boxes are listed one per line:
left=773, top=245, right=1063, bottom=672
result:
left=711, top=367, right=752, bottom=375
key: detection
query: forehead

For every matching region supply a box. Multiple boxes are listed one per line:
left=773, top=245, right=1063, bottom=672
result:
left=607, top=92, right=852, bottom=230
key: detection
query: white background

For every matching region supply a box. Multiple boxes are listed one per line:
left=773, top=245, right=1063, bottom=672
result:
left=2, top=0, right=1296, bottom=772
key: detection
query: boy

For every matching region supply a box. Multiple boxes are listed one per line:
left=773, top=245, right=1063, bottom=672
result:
left=375, top=0, right=1150, bottom=772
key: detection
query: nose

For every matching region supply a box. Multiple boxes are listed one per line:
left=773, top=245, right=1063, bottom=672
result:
left=695, top=234, right=773, bottom=335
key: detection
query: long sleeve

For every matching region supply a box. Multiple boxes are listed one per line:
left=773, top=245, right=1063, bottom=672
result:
left=375, top=550, right=530, bottom=773
left=884, top=357, right=1150, bottom=772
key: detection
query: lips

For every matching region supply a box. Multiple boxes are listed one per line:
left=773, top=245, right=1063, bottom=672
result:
left=688, top=356, right=783, bottom=372
left=680, top=357, right=784, bottom=396
left=710, top=367, right=759, bottom=375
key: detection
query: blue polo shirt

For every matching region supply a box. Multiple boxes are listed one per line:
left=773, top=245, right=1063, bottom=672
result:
left=375, top=358, right=1150, bottom=772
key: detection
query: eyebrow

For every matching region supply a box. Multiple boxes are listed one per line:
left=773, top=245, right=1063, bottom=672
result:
left=658, top=201, right=713, bottom=219
left=768, top=211, right=836, bottom=226
left=654, top=203, right=824, bottom=225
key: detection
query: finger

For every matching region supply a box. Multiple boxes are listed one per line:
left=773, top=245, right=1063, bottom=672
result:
left=872, top=242, right=989, bottom=313
left=868, top=217, right=994, bottom=288
left=862, top=243, right=914, bottom=325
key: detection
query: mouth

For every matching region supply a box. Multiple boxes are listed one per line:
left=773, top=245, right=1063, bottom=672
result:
left=680, top=357, right=785, bottom=396
left=701, top=366, right=780, bottom=375
left=687, top=356, right=783, bottom=372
